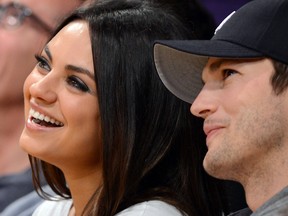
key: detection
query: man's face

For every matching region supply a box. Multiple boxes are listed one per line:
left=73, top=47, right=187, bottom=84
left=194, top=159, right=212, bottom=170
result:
left=0, top=0, right=81, bottom=104
left=190, top=58, right=288, bottom=182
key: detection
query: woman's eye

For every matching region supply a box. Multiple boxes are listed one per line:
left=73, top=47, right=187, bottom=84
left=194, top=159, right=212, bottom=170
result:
left=67, top=75, right=90, bottom=92
left=222, top=69, right=237, bottom=80
left=35, top=55, right=51, bottom=71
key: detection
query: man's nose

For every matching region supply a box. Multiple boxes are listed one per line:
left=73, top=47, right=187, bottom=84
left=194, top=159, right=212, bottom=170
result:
left=190, top=85, right=218, bottom=119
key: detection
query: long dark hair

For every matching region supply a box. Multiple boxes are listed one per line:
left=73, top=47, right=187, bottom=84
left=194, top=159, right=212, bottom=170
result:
left=29, top=0, right=224, bottom=215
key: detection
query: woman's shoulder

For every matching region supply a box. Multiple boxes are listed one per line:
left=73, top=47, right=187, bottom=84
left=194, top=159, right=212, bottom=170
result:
left=32, top=198, right=72, bottom=216
left=115, top=200, right=185, bottom=216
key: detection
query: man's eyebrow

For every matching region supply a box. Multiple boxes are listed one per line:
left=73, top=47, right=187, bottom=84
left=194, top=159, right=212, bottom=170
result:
left=209, top=59, right=225, bottom=72
left=65, top=65, right=95, bottom=80
left=208, top=58, right=256, bottom=71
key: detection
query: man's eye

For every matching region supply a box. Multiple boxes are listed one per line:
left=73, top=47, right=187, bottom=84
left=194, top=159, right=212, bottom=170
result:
left=35, top=55, right=51, bottom=71
left=223, top=69, right=237, bottom=80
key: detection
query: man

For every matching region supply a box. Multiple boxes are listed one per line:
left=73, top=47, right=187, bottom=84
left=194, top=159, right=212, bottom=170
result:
left=153, top=0, right=288, bottom=215
left=0, top=0, right=86, bottom=212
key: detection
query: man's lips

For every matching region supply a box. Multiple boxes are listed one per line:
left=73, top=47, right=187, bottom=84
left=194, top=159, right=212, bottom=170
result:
left=203, top=124, right=225, bottom=145
left=204, top=125, right=224, bottom=136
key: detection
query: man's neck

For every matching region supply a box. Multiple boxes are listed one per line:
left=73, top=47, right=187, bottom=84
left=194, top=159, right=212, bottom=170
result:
left=241, top=155, right=288, bottom=212
left=0, top=104, right=30, bottom=175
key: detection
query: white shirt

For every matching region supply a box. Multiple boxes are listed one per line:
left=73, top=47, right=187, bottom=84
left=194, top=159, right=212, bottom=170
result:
left=32, top=199, right=185, bottom=216
left=115, top=200, right=185, bottom=216
left=32, top=199, right=72, bottom=216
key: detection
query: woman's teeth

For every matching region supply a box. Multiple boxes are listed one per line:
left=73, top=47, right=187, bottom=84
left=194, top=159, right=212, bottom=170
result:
left=29, top=108, right=63, bottom=127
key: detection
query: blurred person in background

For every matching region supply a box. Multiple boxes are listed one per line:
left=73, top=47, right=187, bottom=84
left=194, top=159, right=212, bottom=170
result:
left=0, top=0, right=87, bottom=212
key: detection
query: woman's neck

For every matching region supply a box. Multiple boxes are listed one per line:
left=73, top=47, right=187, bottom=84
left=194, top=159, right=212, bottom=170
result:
left=64, top=167, right=102, bottom=216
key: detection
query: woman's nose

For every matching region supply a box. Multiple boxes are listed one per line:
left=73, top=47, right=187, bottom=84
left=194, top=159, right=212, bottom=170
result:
left=28, top=73, right=57, bottom=104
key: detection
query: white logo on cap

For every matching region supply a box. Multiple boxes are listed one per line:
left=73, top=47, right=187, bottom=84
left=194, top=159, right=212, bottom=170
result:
left=214, top=11, right=236, bottom=35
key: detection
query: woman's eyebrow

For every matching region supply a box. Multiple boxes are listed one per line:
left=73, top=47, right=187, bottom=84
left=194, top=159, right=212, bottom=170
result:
left=65, top=64, right=95, bottom=80
left=44, top=46, right=52, bottom=62
left=44, top=45, right=94, bottom=80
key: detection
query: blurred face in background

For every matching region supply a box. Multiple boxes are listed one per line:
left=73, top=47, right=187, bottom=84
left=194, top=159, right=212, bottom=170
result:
left=0, top=0, right=82, bottom=104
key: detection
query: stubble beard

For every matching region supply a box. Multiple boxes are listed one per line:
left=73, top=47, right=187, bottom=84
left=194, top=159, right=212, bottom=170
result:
left=203, top=103, right=285, bottom=183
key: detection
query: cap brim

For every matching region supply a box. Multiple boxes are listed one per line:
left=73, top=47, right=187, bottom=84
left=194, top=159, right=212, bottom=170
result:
left=153, top=40, right=263, bottom=104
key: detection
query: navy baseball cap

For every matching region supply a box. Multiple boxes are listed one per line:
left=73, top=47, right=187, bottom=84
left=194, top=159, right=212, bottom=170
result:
left=153, top=0, right=288, bottom=103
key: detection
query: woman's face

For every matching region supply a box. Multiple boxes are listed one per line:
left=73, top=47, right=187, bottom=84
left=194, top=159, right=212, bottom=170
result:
left=20, top=20, right=102, bottom=173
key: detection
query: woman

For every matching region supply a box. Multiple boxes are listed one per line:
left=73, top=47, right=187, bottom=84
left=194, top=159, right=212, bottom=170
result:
left=20, top=0, right=223, bottom=215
